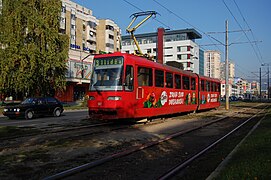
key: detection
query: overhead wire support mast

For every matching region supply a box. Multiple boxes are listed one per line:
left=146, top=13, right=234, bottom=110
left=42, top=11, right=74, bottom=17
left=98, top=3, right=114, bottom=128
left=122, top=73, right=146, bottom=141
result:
left=126, top=11, right=158, bottom=56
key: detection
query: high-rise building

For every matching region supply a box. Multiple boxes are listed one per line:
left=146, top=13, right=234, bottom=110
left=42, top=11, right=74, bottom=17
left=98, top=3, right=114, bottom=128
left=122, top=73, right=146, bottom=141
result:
left=121, top=29, right=202, bottom=73
left=96, top=19, right=121, bottom=53
left=204, top=50, right=221, bottom=79
left=58, top=0, right=121, bottom=102
left=199, top=49, right=205, bottom=75
left=220, top=61, right=235, bottom=80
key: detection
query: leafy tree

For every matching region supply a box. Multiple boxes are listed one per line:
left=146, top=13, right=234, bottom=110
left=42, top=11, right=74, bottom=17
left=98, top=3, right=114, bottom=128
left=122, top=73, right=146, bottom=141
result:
left=0, top=0, right=69, bottom=99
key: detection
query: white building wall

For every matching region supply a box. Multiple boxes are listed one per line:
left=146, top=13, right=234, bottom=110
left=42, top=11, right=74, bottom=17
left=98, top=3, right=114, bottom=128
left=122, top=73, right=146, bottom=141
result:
left=121, top=39, right=200, bottom=73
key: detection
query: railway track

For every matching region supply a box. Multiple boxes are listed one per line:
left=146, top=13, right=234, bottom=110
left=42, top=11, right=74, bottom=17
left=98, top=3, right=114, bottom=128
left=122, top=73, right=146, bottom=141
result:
left=0, top=103, right=267, bottom=180
left=0, top=121, right=115, bottom=142
left=43, top=105, right=269, bottom=180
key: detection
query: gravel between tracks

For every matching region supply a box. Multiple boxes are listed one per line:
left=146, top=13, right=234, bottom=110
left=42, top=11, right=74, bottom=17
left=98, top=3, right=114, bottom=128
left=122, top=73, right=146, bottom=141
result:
left=0, top=102, right=265, bottom=179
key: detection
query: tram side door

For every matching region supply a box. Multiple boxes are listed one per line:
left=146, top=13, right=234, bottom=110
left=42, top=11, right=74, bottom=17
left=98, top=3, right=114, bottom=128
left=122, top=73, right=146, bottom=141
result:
left=124, top=65, right=136, bottom=116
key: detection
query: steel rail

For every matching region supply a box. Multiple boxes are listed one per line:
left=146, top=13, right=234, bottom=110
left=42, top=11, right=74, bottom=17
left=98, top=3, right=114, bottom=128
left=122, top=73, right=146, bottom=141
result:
left=0, top=122, right=114, bottom=142
left=43, top=116, right=228, bottom=180
left=158, top=106, right=268, bottom=180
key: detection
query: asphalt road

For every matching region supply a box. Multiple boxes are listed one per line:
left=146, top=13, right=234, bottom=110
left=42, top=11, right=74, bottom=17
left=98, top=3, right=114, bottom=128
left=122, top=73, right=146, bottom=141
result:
left=0, top=109, right=89, bottom=127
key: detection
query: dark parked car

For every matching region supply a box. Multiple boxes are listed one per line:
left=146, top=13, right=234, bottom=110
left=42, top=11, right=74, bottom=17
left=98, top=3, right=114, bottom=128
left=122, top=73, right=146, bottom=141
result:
left=2, top=97, right=64, bottom=119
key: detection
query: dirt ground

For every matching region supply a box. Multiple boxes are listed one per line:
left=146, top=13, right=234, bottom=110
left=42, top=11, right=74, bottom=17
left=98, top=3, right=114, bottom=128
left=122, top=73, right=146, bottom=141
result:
left=0, top=102, right=266, bottom=179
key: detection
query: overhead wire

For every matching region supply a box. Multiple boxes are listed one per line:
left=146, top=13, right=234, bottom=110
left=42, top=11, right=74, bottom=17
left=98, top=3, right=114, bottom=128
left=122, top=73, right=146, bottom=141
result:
left=122, top=0, right=171, bottom=30
left=152, top=0, right=225, bottom=53
left=222, top=0, right=263, bottom=64
left=233, top=0, right=263, bottom=61
left=124, top=0, right=254, bottom=80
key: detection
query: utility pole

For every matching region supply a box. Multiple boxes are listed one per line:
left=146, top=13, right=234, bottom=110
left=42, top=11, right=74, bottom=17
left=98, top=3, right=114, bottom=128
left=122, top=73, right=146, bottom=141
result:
left=225, top=20, right=229, bottom=110
left=268, top=66, right=269, bottom=100
left=260, top=67, right=261, bottom=102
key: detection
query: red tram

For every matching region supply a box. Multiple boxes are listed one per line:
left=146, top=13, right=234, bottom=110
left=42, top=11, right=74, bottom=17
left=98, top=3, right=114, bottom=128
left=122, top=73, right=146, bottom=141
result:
left=88, top=52, right=220, bottom=120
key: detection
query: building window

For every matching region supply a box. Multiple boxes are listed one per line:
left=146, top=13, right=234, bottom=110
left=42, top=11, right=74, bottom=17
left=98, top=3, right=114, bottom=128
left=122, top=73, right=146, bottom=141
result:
left=177, top=46, right=188, bottom=52
left=61, top=6, right=66, bottom=13
left=60, top=17, right=65, bottom=23
left=147, top=49, right=151, bottom=53
left=106, top=25, right=114, bottom=31
left=177, top=54, right=188, bottom=60
left=89, top=31, right=96, bottom=37
left=71, top=14, right=76, bottom=20
left=88, top=21, right=97, bottom=29
left=71, top=25, right=75, bottom=29
left=106, top=43, right=114, bottom=48
left=109, top=34, right=114, bottom=40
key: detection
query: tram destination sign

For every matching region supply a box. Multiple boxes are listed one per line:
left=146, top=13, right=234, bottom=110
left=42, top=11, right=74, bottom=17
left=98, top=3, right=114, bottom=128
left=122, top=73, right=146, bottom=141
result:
left=94, top=57, right=123, bottom=67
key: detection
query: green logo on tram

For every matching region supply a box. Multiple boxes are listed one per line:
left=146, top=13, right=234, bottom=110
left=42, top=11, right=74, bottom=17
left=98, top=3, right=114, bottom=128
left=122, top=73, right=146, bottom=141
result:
left=94, top=57, right=123, bottom=67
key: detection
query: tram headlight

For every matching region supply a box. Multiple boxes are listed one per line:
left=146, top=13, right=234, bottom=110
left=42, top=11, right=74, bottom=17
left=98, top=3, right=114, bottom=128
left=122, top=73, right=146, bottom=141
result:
left=107, top=96, right=121, bottom=101
left=89, top=96, right=95, bottom=100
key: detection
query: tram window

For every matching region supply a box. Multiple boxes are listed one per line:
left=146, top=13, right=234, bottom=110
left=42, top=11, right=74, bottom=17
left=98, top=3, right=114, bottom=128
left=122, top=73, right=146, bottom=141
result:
left=201, top=80, right=205, bottom=91
left=137, top=67, right=153, bottom=86
left=125, top=65, right=134, bottom=91
left=210, top=82, right=214, bottom=92
left=191, top=78, right=196, bottom=90
left=166, top=72, right=173, bottom=88
left=175, top=74, right=181, bottom=89
left=206, top=81, right=210, bottom=91
left=217, top=83, right=220, bottom=92
left=182, top=76, right=190, bottom=90
left=212, top=82, right=216, bottom=92
left=155, top=70, right=164, bottom=87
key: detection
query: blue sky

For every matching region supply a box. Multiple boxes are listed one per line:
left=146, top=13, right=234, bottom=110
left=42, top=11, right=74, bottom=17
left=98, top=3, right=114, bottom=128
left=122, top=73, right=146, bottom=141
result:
left=73, top=0, right=271, bottom=80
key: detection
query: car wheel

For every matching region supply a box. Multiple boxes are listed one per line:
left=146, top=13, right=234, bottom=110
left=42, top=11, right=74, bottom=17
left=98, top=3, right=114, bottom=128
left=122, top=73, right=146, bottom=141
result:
left=25, top=110, right=34, bottom=120
left=53, top=108, right=62, bottom=117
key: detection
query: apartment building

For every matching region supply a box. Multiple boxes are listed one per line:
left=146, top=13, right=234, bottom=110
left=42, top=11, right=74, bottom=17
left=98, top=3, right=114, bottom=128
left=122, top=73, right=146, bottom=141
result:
left=204, top=50, right=221, bottom=79
left=220, top=61, right=235, bottom=80
left=96, top=19, right=121, bottom=53
left=58, top=0, right=121, bottom=102
left=121, top=29, right=202, bottom=74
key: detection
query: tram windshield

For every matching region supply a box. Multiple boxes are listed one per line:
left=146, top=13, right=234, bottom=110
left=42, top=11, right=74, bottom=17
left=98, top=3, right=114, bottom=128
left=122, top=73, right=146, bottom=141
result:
left=90, top=56, right=123, bottom=91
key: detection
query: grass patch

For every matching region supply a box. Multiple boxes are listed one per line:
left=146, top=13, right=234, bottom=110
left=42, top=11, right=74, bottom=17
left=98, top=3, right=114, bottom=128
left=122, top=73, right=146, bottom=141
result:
left=217, top=110, right=271, bottom=179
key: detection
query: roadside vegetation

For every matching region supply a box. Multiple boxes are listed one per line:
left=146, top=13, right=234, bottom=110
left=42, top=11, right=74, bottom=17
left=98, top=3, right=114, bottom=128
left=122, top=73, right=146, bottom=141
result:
left=0, top=0, right=69, bottom=98
left=217, top=107, right=271, bottom=179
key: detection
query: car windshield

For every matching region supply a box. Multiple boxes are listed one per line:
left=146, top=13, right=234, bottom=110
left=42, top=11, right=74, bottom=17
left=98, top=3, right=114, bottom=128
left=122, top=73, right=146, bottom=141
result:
left=21, top=98, right=37, bottom=104
left=90, top=56, right=123, bottom=91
